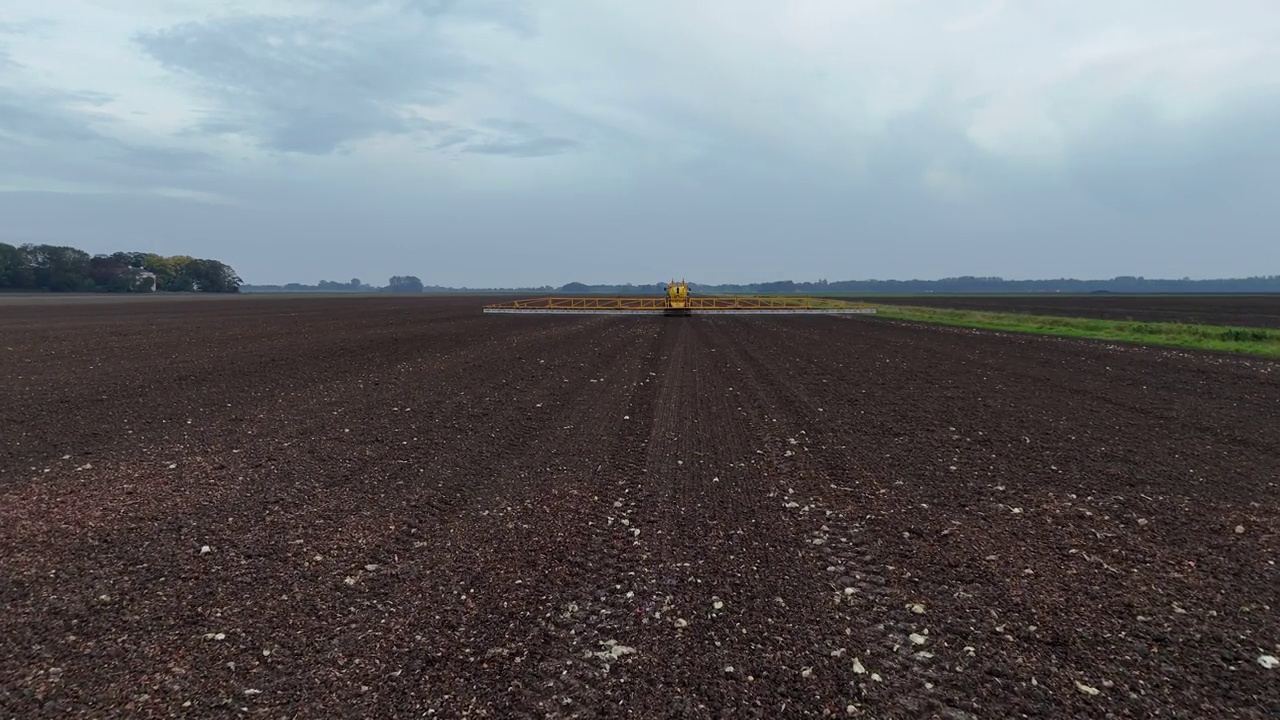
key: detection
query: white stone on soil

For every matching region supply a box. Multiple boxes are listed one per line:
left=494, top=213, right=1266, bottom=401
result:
left=1258, top=655, right=1279, bottom=669
left=590, top=641, right=636, bottom=662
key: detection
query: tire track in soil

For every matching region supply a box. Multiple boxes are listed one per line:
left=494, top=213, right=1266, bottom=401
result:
left=361, top=317, right=672, bottom=718
left=694, top=317, right=975, bottom=719
left=501, top=319, right=676, bottom=717
left=710, top=317, right=977, bottom=718
left=252, top=316, right=669, bottom=716
left=552, top=317, right=936, bottom=718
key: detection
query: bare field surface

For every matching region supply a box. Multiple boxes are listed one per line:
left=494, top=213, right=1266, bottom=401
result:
left=0, top=292, right=500, bottom=307
left=861, top=295, right=1280, bottom=329
left=2, top=297, right=1278, bottom=718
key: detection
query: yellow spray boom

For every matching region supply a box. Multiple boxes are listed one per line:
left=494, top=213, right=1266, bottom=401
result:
left=482, top=278, right=875, bottom=316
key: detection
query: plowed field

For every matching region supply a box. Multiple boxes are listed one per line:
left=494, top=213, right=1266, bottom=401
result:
left=2, top=296, right=1278, bottom=718
left=862, top=295, right=1280, bottom=328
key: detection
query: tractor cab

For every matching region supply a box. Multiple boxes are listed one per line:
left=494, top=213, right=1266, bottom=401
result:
left=663, top=279, right=692, bottom=316
left=665, top=279, right=689, bottom=309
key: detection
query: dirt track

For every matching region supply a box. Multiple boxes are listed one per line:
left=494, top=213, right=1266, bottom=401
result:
left=862, top=294, right=1280, bottom=328
left=2, top=297, right=1278, bottom=718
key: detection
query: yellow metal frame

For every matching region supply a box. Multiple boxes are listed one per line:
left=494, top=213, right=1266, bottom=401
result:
left=483, top=295, right=875, bottom=312
left=482, top=277, right=876, bottom=315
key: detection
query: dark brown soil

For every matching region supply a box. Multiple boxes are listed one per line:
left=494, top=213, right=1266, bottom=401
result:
left=2, top=296, right=1278, bottom=718
left=860, top=294, right=1280, bottom=328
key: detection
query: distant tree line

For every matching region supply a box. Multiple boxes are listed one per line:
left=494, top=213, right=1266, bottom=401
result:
left=0, top=243, right=241, bottom=293
left=245, top=274, right=1280, bottom=296
left=544, top=276, right=1280, bottom=295
left=242, top=275, right=426, bottom=294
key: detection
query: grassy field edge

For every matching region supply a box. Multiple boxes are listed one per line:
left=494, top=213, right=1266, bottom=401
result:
left=870, top=304, right=1280, bottom=358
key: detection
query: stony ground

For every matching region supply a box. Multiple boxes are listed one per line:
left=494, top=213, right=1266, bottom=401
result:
left=2, top=296, right=1278, bottom=718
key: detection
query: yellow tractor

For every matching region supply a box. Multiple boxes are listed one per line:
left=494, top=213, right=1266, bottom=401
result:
left=664, top=279, right=691, bottom=316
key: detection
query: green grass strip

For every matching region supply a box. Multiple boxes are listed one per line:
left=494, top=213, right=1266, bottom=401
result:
left=869, top=304, right=1280, bottom=358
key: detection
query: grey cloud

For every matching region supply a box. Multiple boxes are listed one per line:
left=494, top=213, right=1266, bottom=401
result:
left=828, top=85, right=1280, bottom=222
left=0, top=84, right=216, bottom=187
left=428, top=117, right=577, bottom=156
left=184, top=116, right=247, bottom=136
left=432, top=129, right=476, bottom=150
left=1064, top=96, right=1280, bottom=213
left=136, top=14, right=484, bottom=154
left=478, top=118, right=538, bottom=133
left=401, top=0, right=536, bottom=35
left=405, top=117, right=453, bottom=133
left=0, top=18, right=58, bottom=35
left=864, top=101, right=979, bottom=189
left=109, top=144, right=216, bottom=172
left=464, top=136, right=576, bottom=157
left=0, top=86, right=112, bottom=142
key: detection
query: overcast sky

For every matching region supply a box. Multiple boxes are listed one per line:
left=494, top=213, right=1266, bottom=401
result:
left=2, top=1, right=1278, bottom=286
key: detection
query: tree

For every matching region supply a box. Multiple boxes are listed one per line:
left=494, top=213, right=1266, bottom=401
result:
left=143, top=254, right=182, bottom=290
left=180, top=258, right=242, bottom=293
left=0, top=242, right=239, bottom=293
left=387, top=275, right=424, bottom=293
left=25, top=244, right=93, bottom=292
left=0, top=243, right=34, bottom=289
left=88, top=254, right=136, bottom=292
